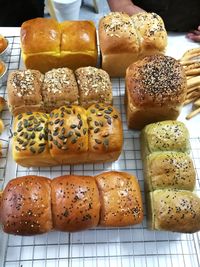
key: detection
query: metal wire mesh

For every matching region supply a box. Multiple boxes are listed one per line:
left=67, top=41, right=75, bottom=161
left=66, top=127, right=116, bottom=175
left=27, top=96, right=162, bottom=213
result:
left=0, top=36, right=200, bottom=267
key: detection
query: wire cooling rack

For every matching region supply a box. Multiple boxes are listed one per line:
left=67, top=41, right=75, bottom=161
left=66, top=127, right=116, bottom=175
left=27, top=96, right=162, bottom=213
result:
left=0, top=36, right=200, bottom=267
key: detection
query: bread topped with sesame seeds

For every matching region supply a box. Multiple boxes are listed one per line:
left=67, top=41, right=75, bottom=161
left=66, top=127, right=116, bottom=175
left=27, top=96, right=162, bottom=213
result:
left=148, top=190, right=200, bottom=233
left=126, top=55, right=187, bottom=129
left=52, top=175, right=100, bottom=232
left=75, top=66, right=112, bottom=108
left=0, top=171, right=143, bottom=235
left=21, top=18, right=97, bottom=73
left=0, top=175, right=53, bottom=235
left=12, top=104, right=123, bottom=167
left=96, top=171, right=143, bottom=227
left=42, top=68, right=79, bottom=112
left=7, top=70, right=44, bottom=116
left=98, top=12, right=167, bottom=77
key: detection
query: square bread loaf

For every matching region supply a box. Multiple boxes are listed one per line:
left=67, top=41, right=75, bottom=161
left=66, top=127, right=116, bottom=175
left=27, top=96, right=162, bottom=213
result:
left=21, top=18, right=98, bottom=73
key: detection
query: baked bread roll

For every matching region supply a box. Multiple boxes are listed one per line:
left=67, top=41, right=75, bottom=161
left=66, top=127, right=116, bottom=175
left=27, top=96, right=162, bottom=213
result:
left=0, top=96, right=6, bottom=112
left=148, top=190, right=200, bottom=233
left=126, top=55, right=187, bottom=129
left=0, top=34, right=8, bottom=53
left=140, top=120, right=190, bottom=159
left=12, top=112, right=57, bottom=167
left=21, top=18, right=97, bottom=73
left=0, top=176, right=52, bottom=235
left=42, top=68, right=79, bottom=112
left=87, top=104, right=123, bottom=163
left=144, top=151, right=196, bottom=192
left=99, top=12, right=167, bottom=77
left=75, top=66, right=112, bottom=108
left=96, top=171, right=143, bottom=227
left=52, top=175, right=100, bottom=232
left=7, top=70, right=44, bottom=115
left=48, top=105, right=88, bottom=164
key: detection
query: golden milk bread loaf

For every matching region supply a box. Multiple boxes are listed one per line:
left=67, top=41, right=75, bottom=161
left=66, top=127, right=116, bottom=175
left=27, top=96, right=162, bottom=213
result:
left=147, top=190, right=200, bottom=233
left=20, top=18, right=98, bottom=73
left=125, top=55, right=187, bottom=130
left=0, top=171, right=143, bottom=235
left=7, top=67, right=113, bottom=115
left=99, top=12, right=167, bottom=77
left=12, top=104, right=123, bottom=167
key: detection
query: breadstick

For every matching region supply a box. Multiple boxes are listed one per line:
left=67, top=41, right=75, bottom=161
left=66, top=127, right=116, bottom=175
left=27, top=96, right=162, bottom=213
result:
left=184, top=62, right=200, bottom=71
left=186, top=107, right=200, bottom=120
left=181, top=48, right=200, bottom=61
left=180, top=59, right=200, bottom=66
left=185, top=68, right=200, bottom=76
left=194, top=98, right=200, bottom=107
left=187, top=85, right=200, bottom=93
left=184, top=97, right=199, bottom=105
left=187, top=76, right=200, bottom=88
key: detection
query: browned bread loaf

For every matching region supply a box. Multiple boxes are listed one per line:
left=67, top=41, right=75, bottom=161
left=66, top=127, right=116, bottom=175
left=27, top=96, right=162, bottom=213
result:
left=126, top=55, right=187, bottom=129
left=0, top=171, right=143, bottom=235
left=95, top=171, right=143, bottom=227
left=12, top=104, right=123, bottom=167
left=21, top=18, right=97, bottom=73
left=52, top=175, right=100, bottom=232
left=0, top=175, right=52, bottom=235
left=99, top=12, right=167, bottom=77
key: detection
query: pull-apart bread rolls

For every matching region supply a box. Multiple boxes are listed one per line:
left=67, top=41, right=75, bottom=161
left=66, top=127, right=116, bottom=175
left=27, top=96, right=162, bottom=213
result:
left=126, top=55, right=187, bottom=130
left=75, top=66, right=113, bottom=108
left=12, top=104, right=123, bottom=167
left=140, top=120, right=190, bottom=159
left=148, top=190, right=200, bottom=233
left=7, top=70, right=44, bottom=115
left=7, top=67, right=112, bottom=115
left=0, top=171, right=143, bottom=235
left=144, top=152, right=196, bottom=192
left=52, top=175, right=100, bottom=232
left=0, top=176, right=52, bottom=235
left=99, top=12, right=167, bottom=77
left=21, top=18, right=97, bottom=73
left=12, top=112, right=57, bottom=167
left=96, top=171, right=143, bottom=227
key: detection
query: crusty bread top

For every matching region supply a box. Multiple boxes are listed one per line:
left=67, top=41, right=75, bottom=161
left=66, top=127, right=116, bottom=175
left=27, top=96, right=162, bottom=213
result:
left=126, top=54, right=187, bottom=108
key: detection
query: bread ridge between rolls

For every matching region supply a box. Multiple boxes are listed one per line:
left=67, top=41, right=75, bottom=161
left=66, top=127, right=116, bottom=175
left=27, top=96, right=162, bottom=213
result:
left=12, top=103, right=123, bottom=167
left=7, top=67, right=113, bottom=116
left=0, top=171, right=144, bottom=235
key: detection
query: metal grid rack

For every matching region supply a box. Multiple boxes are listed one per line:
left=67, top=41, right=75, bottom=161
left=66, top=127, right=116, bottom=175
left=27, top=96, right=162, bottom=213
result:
left=0, top=36, right=200, bottom=267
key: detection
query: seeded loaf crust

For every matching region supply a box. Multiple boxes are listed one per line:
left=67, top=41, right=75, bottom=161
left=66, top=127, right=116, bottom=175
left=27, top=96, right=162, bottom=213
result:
left=0, top=171, right=143, bottom=235
left=51, top=175, right=100, bottom=232
left=95, top=171, right=143, bottom=227
left=87, top=104, right=123, bottom=163
left=75, top=66, right=112, bottom=108
left=21, top=18, right=98, bottom=73
left=12, top=112, right=57, bottom=167
left=42, top=68, right=79, bottom=112
left=98, top=12, right=167, bottom=77
left=126, top=55, right=187, bottom=129
left=12, top=104, right=123, bottom=167
left=148, top=190, right=200, bottom=233
left=7, top=70, right=44, bottom=115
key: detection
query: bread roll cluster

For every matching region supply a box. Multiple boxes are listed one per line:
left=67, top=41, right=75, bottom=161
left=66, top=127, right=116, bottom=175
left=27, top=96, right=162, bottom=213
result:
left=141, top=120, right=200, bottom=233
left=12, top=103, right=123, bottom=167
left=0, top=171, right=143, bottom=235
left=125, top=55, right=187, bottom=130
left=99, top=12, right=167, bottom=77
left=20, top=18, right=97, bottom=73
left=7, top=67, right=112, bottom=116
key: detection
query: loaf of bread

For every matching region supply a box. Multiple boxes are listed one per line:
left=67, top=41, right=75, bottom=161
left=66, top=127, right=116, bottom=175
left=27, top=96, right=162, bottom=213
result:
left=140, top=120, right=190, bottom=159
left=21, top=18, right=98, bottom=73
left=12, top=104, right=123, bottom=166
left=96, top=171, right=143, bottom=227
left=42, top=68, right=79, bottom=112
left=7, top=70, right=44, bottom=115
left=126, top=55, right=187, bottom=129
left=52, top=175, right=100, bottom=232
left=148, top=190, right=200, bottom=233
left=144, top=151, right=196, bottom=192
left=75, top=66, right=113, bottom=108
left=7, top=67, right=112, bottom=115
left=0, top=171, right=143, bottom=235
left=99, top=12, right=167, bottom=77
